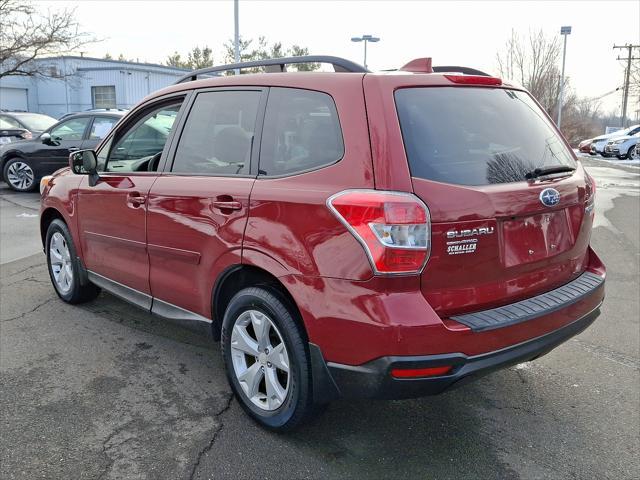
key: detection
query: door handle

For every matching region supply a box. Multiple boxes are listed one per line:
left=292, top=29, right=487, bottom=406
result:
left=127, top=192, right=146, bottom=207
left=68, top=147, right=79, bottom=152
left=211, top=200, right=242, bottom=211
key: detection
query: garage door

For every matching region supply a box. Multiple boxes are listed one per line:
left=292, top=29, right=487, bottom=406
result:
left=0, top=87, right=28, bottom=111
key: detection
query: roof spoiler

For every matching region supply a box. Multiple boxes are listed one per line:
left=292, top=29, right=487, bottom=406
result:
left=398, top=58, right=490, bottom=76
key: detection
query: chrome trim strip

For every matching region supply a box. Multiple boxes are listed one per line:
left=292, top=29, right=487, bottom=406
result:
left=87, top=271, right=152, bottom=310
left=147, top=243, right=201, bottom=265
left=85, top=231, right=146, bottom=250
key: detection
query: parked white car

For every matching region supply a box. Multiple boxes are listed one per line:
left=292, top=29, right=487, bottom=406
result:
left=590, top=125, right=640, bottom=156
left=604, top=132, right=639, bottom=160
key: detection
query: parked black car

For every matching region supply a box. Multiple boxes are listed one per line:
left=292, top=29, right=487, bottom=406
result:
left=0, top=112, right=125, bottom=192
left=0, top=112, right=57, bottom=138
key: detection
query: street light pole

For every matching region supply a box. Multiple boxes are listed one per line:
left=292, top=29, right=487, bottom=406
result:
left=351, top=34, right=380, bottom=70
left=557, top=26, right=571, bottom=129
left=234, top=0, right=240, bottom=74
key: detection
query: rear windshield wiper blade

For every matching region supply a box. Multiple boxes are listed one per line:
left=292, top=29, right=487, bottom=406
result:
left=525, top=165, right=576, bottom=180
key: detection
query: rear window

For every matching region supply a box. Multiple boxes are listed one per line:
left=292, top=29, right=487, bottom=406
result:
left=395, top=87, right=576, bottom=186
left=259, top=88, right=343, bottom=176
left=15, top=114, right=56, bottom=132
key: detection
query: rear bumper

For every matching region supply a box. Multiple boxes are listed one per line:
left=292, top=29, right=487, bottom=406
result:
left=315, top=303, right=601, bottom=400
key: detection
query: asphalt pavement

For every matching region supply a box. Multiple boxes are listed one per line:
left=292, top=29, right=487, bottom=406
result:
left=1, top=157, right=638, bottom=480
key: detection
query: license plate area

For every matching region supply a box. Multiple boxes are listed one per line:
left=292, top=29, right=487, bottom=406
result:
left=501, top=210, right=574, bottom=267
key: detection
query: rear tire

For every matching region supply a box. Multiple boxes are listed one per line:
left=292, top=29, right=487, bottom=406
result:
left=221, top=287, right=314, bottom=431
left=3, top=157, right=36, bottom=192
left=46, top=219, right=100, bottom=304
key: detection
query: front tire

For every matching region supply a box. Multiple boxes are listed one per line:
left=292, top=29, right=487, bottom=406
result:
left=3, top=157, right=36, bottom=192
left=46, top=219, right=100, bottom=303
left=627, top=145, right=637, bottom=160
left=221, top=287, right=313, bottom=431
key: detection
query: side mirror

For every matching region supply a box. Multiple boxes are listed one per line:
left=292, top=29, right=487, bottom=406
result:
left=40, top=132, right=52, bottom=144
left=69, top=149, right=100, bottom=186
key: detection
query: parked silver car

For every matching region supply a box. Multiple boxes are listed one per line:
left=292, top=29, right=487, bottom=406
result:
left=604, top=132, right=639, bottom=160
left=590, top=125, right=640, bottom=156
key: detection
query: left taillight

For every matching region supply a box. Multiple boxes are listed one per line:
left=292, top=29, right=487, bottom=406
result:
left=585, top=172, right=596, bottom=217
left=327, top=190, right=431, bottom=275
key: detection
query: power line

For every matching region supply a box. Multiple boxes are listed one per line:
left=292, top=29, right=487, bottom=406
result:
left=613, top=43, right=640, bottom=127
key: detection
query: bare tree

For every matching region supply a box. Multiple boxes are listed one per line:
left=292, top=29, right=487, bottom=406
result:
left=497, top=29, right=562, bottom=116
left=0, top=0, right=95, bottom=78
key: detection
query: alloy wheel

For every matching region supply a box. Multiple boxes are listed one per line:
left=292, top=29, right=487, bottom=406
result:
left=6, top=161, right=34, bottom=190
left=49, top=232, right=73, bottom=294
left=230, top=309, right=290, bottom=411
left=630, top=146, right=637, bottom=160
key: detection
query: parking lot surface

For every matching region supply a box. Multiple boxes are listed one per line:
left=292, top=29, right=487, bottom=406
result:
left=1, top=157, right=638, bottom=479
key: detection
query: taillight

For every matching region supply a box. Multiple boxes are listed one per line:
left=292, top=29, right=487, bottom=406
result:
left=327, top=190, right=431, bottom=275
left=585, top=172, right=596, bottom=217
left=21, top=131, right=32, bottom=140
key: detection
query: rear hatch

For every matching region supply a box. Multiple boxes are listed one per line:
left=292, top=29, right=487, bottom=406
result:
left=394, top=85, right=594, bottom=316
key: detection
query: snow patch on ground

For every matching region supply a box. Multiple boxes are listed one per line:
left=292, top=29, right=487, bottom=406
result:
left=574, top=150, right=640, bottom=168
left=583, top=164, right=640, bottom=232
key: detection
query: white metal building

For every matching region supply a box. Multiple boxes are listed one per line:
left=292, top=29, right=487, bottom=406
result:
left=0, top=56, right=189, bottom=118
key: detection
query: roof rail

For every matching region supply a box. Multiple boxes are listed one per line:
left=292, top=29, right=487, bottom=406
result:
left=432, top=66, right=490, bottom=76
left=175, top=55, right=369, bottom=84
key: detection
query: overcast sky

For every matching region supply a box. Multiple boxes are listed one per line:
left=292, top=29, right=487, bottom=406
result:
left=39, top=0, right=639, bottom=114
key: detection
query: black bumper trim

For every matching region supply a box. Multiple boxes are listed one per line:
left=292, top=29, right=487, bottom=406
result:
left=450, top=271, right=604, bottom=332
left=323, top=304, right=601, bottom=400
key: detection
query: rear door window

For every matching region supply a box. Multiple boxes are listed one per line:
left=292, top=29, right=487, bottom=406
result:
left=259, top=87, right=344, bottom=176
left=89, top=116, right=118, bottom=140
left=395, top=87, right=576, bottom=186
left=171, top=90, right=261, bottom=175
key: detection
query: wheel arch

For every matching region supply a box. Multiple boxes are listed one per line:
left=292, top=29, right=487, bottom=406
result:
left=211, top=264, right=307, bottom=343
left=40, top=207, right=66, bottom=248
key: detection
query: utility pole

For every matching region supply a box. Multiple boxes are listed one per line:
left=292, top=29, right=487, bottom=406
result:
left=613, top=44, right=640, bottom=127
left=556, top=26, right=571, bottom=129
left=234, top=0, right=240, bottom=74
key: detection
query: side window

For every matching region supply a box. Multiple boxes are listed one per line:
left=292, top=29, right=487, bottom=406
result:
left=105, top=101, right=182, bottom=173
left=259, top=88, right=344, bottom=176
left=171, top=90, right=261, bottom=175
left=89, top=116, right=118, bottom=140
left=50, top=118, right=90, bottom=141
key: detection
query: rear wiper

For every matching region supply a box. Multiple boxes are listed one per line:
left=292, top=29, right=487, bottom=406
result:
left=525, top=165, right=576, bottom=180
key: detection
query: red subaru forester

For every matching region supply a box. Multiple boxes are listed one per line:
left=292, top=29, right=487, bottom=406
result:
left=40, top=56, right=605, bottom=430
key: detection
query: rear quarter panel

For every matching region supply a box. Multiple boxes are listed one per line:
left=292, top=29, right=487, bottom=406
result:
left=243, top=75, right=376, bottom=280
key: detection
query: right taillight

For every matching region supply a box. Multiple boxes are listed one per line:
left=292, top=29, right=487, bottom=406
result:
left=327, top=189, right=431, bottom=275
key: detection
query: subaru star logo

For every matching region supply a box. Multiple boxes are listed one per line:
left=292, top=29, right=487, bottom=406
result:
left=539, top=188, right=560, bottom=207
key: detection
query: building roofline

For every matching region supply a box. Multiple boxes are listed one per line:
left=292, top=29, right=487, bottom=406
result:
left=37, top=55, right=191, bottom=72
left=75, top=66, right=185, bottom=76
